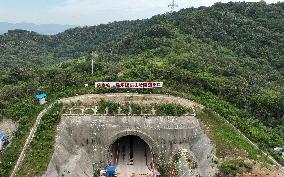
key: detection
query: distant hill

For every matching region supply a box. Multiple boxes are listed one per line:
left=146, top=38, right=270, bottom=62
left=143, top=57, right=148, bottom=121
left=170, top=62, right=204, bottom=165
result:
left=0, top=22, right=76, bottom=35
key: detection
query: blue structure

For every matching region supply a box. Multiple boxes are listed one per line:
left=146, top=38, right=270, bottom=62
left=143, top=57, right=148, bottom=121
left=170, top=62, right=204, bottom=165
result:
left=0, top=131, right=5, bottom=150
left=35, top=93, right=47, bottom=99
left=106, top=166, right=116, bottom=176
left=3, top=140, right=9, bottom=146
left=0, top=131, right=5, bottom=140
left=35, top=93, right=47, bottom=105
left=0, top=131, right=4, bottom=140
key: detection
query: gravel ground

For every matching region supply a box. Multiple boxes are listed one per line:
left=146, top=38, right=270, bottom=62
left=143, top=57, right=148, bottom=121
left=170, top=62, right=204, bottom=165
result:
left=0, top=119, right=18, bottom=141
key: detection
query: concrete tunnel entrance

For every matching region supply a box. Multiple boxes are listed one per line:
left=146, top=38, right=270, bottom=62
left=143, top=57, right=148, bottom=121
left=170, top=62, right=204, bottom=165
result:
left=108, top=135, right=158, bottom=176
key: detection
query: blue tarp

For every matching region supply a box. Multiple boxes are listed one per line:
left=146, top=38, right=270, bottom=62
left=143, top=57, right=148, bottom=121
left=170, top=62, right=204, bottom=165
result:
left=3, top=140, right=9, bottom=146
left=106, top=166, right=116, bottom=175
left=35, top=93, right=47, bottom=99
left=0, top=131, right=4, bottom=140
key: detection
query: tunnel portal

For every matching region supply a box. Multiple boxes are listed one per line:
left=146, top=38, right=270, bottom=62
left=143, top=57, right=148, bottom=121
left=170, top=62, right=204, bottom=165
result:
left=109, top=135, right=155, bottom=176
left=43, top=94, right=217, bottom=177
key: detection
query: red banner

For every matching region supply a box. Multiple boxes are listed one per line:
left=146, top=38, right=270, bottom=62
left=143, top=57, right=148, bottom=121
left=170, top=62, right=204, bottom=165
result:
left=95, top=82, right=163, bottom=88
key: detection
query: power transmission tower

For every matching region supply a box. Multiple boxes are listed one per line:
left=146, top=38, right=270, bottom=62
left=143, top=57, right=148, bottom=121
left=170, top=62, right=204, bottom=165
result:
left=168, top=0, right=178, bottom=12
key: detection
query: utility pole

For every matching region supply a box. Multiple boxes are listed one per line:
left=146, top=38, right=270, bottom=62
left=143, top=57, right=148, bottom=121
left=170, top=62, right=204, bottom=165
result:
left=91, top=51, right=98, bottom=74
left=168, top=0, right=178, bottom=12
left=92, top=58, right=94, bottom=74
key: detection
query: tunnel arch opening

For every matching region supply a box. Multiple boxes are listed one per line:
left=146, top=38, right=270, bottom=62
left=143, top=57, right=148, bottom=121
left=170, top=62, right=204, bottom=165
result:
left=104, top=131, right=160, bottom=176
left=109, top=135, right=153, bottom=166
left=105, top=130, right=159, bottom=161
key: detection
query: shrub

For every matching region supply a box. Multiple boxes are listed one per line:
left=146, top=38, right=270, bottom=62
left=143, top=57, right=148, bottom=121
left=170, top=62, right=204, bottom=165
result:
left=107, top=102, right=119, bottom=115
left=142, top=105, right=152, bottom=115
left=97, top=99, right=107, bottom=114
left=84, top=109, right=94, bottom=115
left=120, top=103, right=130, bottom=115
left=155, top=103, right=190, bottom=116
left=218, top=159, right=252, bottom=177
left=97, top=99, right=119, bottom=115
left=130, top=103, right=142, bottom=115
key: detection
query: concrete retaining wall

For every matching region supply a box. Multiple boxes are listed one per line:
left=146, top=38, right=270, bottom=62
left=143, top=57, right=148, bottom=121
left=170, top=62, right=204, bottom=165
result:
left=42, top=94, right=216, bottom=177
left=43, top=115, right=216, bottom=177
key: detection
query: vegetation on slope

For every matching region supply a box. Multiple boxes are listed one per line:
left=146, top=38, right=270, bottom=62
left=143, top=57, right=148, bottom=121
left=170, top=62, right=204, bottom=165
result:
left=1, top=2, right=283, bottom=71
left=15, top=103, right=63, bottom=177
left=94, top=98, right=193, bottom=116
left=0, top=58, right=283, bottom=176
left=0, top=2, right=283, bottom=177
left=0, top=98, right=44, bottom=177
left=2, top=1, right=282, bottom=126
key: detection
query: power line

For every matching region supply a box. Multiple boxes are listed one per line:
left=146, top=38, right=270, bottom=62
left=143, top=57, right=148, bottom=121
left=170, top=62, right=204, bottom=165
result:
left=168, top=0, right=178, bottom=12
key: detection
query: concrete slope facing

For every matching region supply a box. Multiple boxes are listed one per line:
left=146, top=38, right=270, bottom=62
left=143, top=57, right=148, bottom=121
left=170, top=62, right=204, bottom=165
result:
left=42, top=115, right=217, bottom=177
left=42, top=94, right=217, bottom=177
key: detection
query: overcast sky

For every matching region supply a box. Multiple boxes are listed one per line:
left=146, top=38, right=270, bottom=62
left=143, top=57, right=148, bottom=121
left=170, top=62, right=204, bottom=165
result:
left=0, top=0, right=281, bottom=26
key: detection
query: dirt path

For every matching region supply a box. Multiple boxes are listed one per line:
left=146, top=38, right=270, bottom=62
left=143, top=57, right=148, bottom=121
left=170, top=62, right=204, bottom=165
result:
left=0, top=119, right=18, bottom=140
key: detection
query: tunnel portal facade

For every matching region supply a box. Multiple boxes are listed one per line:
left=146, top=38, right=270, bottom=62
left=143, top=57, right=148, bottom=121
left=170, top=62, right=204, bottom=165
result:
left=43, top=94, right=217, bottom=177
left=51, top=115, right=216, bottom=177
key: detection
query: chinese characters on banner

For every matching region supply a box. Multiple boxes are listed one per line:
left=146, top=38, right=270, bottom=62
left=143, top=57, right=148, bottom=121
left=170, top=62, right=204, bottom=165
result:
left=95, top=82, right=163, bottom=88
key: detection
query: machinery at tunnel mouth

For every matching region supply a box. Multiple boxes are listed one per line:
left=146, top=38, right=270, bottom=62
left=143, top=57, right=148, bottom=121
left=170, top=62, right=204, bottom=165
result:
left=105, top=135, right=160, bottom=177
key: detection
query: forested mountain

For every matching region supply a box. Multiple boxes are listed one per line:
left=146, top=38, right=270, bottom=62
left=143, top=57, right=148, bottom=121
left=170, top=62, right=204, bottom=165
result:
left=1, top=2, right=283, bottom=70
left=0, top=2, right=283, bottom=176
left=0, top=1, right=283, bottom=123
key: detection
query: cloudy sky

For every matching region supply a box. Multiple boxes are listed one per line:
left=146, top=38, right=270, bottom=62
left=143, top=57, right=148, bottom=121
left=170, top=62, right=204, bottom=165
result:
left=0, top=0, right=281, bottom=26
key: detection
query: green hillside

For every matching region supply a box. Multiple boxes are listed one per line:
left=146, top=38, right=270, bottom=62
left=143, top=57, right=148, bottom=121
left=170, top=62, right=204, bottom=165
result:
left=1, top=2, right=283, bottom=70
left=0, top=2, right=283, bottom=177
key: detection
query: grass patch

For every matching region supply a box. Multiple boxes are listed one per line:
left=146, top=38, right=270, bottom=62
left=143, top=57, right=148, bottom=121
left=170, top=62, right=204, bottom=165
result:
left=197, top=109, right=266, bottom=161
left=196, top=108, right=274, bottom=176
left=62, top=108, right=70, bottom=114
left=155, top=103, right=192, bottom=116
left=96, top=100, right=194, bottom=116
left=107, top=102, right=119, bottom=115
left=72, top=108, right=82, bottom=114
left=141, top=105, right=152, bottom=114
left=97, top=99, right=119, bottom=115
left=130, top=103, right=142, bottom=115
left=15, top=103, right=63, bottom=177
left=0, top=99, right=44, bottom=177
left=120, top=103, right=130, bottom=115
left=157, top=165, right=168, bottom=177
left=97, top=98, right=107, bottom=114
left=84, top=109, right=94, bottom=115
left=218, top=159, right=253, bottom=177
